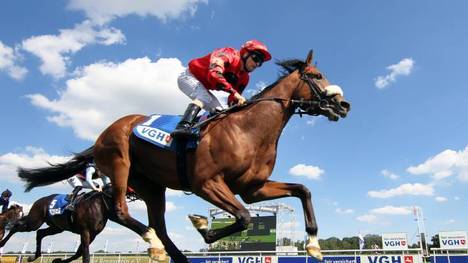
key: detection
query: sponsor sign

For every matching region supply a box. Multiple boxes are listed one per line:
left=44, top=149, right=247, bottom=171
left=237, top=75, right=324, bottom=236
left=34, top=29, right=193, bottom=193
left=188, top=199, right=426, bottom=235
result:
left=382, top=233, right=408, bottom=250
left=233, top=256, right=277, bottom=263
left=278, top=256, right=360, bottom=263
left=430, top=255, right=468, bottom=263
left=361, top=255, right=422, bottom=263
left=178, top=257, right=232, bottom=263
left=439, top=231, right=467, bottom=249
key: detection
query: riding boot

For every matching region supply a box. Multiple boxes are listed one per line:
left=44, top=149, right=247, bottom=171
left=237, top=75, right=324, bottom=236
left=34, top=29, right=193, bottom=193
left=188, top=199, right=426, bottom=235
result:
left=171, top=103, right=202, bottom=139
left=66, top=186, right=82, bottom=212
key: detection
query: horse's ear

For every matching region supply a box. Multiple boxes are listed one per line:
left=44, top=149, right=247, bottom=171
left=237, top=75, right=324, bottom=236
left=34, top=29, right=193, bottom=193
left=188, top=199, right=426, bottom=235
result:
left=305, top=50, right=314, bottom=65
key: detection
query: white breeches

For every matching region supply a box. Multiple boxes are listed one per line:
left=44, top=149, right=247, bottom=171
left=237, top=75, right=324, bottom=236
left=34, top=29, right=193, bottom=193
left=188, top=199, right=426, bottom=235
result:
left=177, top=69, right=227, bottom=112
left=67, top=176, right=110, bottom=189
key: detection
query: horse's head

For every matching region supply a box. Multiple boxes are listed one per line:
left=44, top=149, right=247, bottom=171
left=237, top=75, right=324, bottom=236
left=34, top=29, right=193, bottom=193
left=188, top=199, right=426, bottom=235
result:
left=292, top=50, right=351, bottom=121
left=7, top=204, right=23, bottom=220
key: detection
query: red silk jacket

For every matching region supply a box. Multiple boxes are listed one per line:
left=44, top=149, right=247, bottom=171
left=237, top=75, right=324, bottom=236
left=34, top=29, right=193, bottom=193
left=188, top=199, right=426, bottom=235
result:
left=188, top=47, right=249, bottom=105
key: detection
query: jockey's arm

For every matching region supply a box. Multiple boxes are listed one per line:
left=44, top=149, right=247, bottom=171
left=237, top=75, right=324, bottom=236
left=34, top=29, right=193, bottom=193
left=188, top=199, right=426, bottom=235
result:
left=207, top=49, right=236, bottom=95
left=84, top=166, right=100, bottom=191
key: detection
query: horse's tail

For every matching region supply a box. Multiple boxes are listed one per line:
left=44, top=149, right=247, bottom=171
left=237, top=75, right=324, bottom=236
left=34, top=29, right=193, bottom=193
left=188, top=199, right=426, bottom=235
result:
left=18, top=147, right=94, bottom=192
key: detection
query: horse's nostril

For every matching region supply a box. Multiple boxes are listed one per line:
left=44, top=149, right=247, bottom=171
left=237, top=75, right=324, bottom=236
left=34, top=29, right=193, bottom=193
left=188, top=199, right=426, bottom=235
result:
left=340, top=101, right=351, bottom=111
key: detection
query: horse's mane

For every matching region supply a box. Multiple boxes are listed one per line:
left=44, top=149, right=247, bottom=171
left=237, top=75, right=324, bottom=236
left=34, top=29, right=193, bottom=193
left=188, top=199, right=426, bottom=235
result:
left=251, top=59, right=306, bottom=100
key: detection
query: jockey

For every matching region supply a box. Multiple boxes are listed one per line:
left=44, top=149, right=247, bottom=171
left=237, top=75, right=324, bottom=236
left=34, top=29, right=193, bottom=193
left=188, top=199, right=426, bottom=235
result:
left=65, top=161, right=110, bottom=211
left=171, top=39, right=272, bottom=138
left=0, top=189, right=12, bottom=213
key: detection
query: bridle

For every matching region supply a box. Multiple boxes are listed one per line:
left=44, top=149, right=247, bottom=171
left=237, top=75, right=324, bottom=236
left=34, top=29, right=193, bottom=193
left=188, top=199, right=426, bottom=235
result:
left=291, top=71, right=331, bottom=117
left=193, top=69, right=339, bottom=128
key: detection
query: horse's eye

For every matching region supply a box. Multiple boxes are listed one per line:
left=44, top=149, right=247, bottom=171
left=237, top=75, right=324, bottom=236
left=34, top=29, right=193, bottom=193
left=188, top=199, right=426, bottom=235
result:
left=315, top=73, right=322, bottom=80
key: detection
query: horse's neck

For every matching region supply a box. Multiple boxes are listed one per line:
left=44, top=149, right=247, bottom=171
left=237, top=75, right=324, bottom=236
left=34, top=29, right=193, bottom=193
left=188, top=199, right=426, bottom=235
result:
left=244, top=73, right=299, bottom=144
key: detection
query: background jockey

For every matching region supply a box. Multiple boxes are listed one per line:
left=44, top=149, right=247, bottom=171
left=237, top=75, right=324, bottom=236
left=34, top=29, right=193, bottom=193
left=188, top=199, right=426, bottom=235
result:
left=171, top=39, right=272, bottom=138
left=66, top=161, right=110, bottom=211
left=0, top=189, right=12, bottom=213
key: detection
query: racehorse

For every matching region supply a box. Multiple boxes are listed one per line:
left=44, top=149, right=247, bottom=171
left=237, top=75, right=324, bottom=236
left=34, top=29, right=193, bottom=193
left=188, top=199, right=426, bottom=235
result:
left=0, top=188, right=114, bottom=263
left=0, top=204, right=23, bottom=240
left=18, top=51, right=350, bottom=263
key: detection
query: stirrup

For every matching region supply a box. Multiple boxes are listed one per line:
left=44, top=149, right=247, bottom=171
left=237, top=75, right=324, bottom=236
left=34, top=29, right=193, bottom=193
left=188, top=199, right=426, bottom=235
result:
left=171, top=125, right=196, bottom=139
left=66, top=204, right=75, bottom=212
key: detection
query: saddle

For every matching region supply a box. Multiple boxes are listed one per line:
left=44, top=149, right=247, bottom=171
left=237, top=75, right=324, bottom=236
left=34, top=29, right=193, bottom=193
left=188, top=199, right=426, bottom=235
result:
left=132, top=114, right=209, bottom=192
left=132, top=114, right=202, bottom=151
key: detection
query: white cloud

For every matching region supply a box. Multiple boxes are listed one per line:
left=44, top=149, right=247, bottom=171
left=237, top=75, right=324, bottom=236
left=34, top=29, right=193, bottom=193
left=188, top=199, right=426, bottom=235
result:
left=375, top=58, right=414, bottom=89
left=357, top=205, right=412, bottom=225
left=0, top=147, right=71, bottom=184
left=407, top=146, right=468, bottom=182
left=435, top=196, right=448, bottom=202
left=306, top=119, right=316, bottom=127
left=166, top=201, right=177, bottom=212
left=0, top=41, right=27, bottom=80
left=336, top=208, right=354, bottom=214
left=166, top=188, right=184, bottom=197
left=356, top=214, right=378, bottom=223
left=381, top=169, right=399, bottom=180
left=22, top=20, right=125, bottom=78
left=27, top=57, right=188, bottom=140
left=289, top=164, right=324, bottom=180
left=370, top=205, right=412, bottom=215
left=368, top=183, right=434, bottom=198
left=68, top=0, right=208, bottom=24
left=128, top=199, right=177, bottom=212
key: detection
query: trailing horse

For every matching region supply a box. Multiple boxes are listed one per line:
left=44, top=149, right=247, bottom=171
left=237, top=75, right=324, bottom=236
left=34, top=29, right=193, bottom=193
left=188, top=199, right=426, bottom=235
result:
left=0, top=204, right=23, bottom=240
left=0, top=188, right=113, bottom=263
left=19, top=51, right=350, bottom=263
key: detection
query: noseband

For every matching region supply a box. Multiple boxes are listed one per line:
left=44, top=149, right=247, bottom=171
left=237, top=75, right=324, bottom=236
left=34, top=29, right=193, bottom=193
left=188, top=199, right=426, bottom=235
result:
left=291, top=72, right=330, bottom=117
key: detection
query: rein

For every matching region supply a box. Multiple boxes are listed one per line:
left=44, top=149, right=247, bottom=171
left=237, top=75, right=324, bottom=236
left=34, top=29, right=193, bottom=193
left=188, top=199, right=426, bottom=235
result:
left=192, top=72, right=325, bottom=129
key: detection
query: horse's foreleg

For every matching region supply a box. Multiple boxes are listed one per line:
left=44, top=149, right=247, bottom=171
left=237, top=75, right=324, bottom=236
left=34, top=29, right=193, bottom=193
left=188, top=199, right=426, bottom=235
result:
left=54, top=233, right=95, bottom=263
left=192, top=177, right=251, bottom=244
left=240, top=180, right=322, bottom=260
left=28, top=227, right=63, bottom=262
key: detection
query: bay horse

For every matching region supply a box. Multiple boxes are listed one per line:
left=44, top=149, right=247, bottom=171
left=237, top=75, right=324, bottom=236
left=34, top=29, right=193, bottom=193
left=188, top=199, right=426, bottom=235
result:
left=0, top=188, right=113, bottom=263
left=0, top=204, right=23, bottom=240
left=19, top=51, right=350, bottom=263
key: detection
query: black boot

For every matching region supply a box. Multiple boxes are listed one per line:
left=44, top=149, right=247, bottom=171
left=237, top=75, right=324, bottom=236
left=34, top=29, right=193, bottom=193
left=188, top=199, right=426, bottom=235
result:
left=171, top=103, right=202, bottom=139
left=65, top=186, right=82, bottom=212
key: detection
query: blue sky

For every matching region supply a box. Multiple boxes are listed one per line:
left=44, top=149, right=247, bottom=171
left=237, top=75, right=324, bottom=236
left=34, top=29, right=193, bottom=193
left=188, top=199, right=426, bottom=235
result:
left=1, top=0, right=467, bottom=253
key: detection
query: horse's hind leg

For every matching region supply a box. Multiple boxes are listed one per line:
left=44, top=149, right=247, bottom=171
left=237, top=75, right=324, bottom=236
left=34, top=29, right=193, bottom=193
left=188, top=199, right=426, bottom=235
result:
left=28, top=226, right=63, bottom=262
left=129, top=177, right=189, bottom=263
left=94, top=141, right=148, bottom=235
left=95, top=145, right=155, bottom=258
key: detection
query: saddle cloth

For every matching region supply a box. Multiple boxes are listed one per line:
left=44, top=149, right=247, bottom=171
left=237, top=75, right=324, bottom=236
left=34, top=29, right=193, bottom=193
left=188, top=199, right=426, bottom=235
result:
left=48, top=194, right=69, bottom=216
left=132, top=114, right=200, bottom=151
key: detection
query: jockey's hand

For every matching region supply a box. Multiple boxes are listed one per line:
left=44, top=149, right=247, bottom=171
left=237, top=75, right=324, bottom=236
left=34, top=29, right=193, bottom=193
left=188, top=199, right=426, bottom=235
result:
left=234, top=92, right=247, bottom=106
left=94, top=185, right=103, bottom=192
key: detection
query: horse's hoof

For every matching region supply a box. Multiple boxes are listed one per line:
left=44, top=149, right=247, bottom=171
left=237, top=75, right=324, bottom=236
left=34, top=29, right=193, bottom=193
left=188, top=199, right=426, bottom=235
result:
left=52, top=258, right=62, bottom=263
left=27, top=256, right=37, bottom=262
left=147, top=247, right=166, bottom=261
left=306, top=245, right=323, bottom=261
left=188, top=214, right=208, bottom=230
